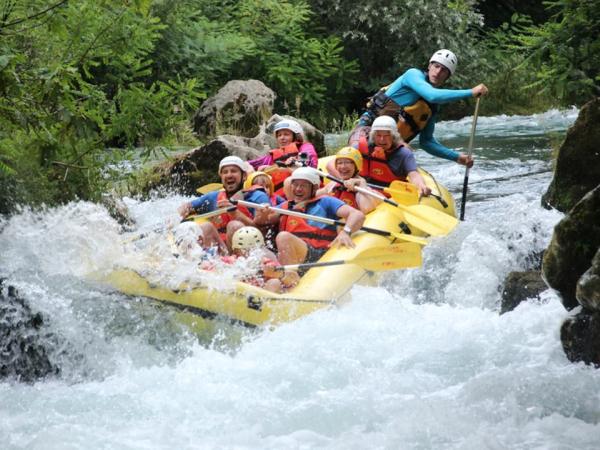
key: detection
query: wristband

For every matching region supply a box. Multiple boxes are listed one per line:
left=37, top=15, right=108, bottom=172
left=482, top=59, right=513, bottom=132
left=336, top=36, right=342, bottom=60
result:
left=343, top=225, right=352, bottom=234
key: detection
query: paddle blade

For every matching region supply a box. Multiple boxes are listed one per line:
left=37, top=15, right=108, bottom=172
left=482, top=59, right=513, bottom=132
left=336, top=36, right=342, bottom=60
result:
left=385, top=181, right=419, bottom=205
left=352, top=243, right=422, bottom=271
left=398, top=203, right=458, bottom=237
left=196, top=183, right=222, bottom=194
left=390, top=232, right=428, bottom=246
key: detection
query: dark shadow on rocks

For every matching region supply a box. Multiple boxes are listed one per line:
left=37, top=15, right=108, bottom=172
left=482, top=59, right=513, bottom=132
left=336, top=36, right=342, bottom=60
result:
left=561, top=309, right=600, bottom=367
left=500, top=270, right=548, bottom=314
left=0, top=279, right=60, bottom=382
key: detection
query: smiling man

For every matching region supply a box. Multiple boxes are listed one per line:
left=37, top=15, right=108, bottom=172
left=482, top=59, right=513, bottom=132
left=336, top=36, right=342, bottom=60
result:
left=178, top=156, right=270, bottom=253
left=353, top=49, right=488, bottom=167
left=259, top=167, right=365, bottom=265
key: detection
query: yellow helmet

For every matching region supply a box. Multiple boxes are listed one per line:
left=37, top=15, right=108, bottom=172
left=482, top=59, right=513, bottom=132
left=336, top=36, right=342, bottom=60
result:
left=335, top=146, right=363, bottom=172
left=243, top=171, right=274, bottom=196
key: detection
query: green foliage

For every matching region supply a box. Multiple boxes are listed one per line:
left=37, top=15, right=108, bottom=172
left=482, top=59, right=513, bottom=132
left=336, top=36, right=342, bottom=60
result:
left=0, top=0, right=596, bottom=213
left=224, top=0, right=359, bottom=127
left=0, top=0, right=203, bottom=212
left=471, top=14, right=558, bottom=115
left=148, top=0, right=255, bottom=89
left=306, top=0, right=483, bottom=90
left=511, top=0, right=600, bottom=104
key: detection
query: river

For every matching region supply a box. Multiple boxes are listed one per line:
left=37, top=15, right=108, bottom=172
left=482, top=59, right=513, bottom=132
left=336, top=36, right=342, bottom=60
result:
left=2, top=107, right=599, bottom=449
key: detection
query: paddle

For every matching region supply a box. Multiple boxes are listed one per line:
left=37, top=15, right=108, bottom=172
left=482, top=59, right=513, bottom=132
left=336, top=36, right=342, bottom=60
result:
left=234, top=199, right=428, bottom=245
left=196, top=182, right=222, bottom=194
left=274, top=243, right=422, bottom=272
left=182, top=206, right=237, bottom=222
left=459, top=97, right=481, bottom=221
left=313, top=170, right=457, bottom=237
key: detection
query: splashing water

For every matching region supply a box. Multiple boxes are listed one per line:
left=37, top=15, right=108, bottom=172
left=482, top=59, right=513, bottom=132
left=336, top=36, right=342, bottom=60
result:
left=1, top=108, right=599, bottom=449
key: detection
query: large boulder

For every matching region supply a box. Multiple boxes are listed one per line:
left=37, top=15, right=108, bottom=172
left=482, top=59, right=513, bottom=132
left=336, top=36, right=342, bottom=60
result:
left=193, top=80, right=276, bottom=139
left=500, top=270, right=548, bottom=314
left=140, top=115, right=325, bottom=197
left=542, top=97, right=600, bottom=212
left=146, top=135, right=266, bottom=196
left=542, top=185, right=600, bottom=310
left=577, top=248, right=600, bottom=311
left=561, top=310, right=600, bottom=366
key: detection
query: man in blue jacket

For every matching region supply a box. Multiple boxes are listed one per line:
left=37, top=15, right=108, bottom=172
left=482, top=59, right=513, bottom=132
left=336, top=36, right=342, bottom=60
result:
left=354, top=49, right=488, bottom=167
left=178, top=156, right=271, bottom=253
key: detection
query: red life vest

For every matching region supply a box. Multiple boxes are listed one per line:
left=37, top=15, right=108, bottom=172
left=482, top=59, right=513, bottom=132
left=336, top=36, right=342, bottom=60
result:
left=268, top=143, right=300, bottom=194
left=279, top=197, right=338, bottom=249
left=331, top=184, right=357, bottom=208
left=357, top=136, right=407, bottom=187
left=210, top=190, right=253, bottom=240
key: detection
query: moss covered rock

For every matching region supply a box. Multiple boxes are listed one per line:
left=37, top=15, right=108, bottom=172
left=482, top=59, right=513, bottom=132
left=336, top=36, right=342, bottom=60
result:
left=542, top=97, right=600, bottom=212
left=542, top=185, right=600, bottom=310
left=577, top=248, right=600, bottom=311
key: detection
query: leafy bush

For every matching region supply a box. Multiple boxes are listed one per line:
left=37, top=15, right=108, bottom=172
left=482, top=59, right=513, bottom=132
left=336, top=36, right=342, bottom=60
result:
left=512, top=0, right=600, bottom=105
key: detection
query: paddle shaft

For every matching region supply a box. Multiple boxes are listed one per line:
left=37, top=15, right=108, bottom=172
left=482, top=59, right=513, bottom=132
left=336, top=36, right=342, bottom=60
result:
left=182, top=205, right=237, bottom=222
left=234, top=199, right=420, bottom=242
left=315, top=169, right=401, bottom=208
left=460, top=97, right=481, bottom=221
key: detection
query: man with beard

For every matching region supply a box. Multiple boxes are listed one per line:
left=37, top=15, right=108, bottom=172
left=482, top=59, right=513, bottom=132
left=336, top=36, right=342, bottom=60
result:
left=178, top=156, right=270, bottom=253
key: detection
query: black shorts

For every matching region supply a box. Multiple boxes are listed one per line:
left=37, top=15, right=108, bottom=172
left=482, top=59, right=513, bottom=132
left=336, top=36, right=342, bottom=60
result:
left=306, top=245, right=328, bottom=263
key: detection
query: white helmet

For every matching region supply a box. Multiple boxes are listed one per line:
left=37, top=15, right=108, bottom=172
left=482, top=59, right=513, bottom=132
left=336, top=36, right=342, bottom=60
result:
left=273, top=119, right=303, bottom=137
left=231, top=226, right=264, bottom=250
left=218, top=155, right=247, bottom=173
left=289, top=167, right=320, bottom=186
left=429, top=49, right=457, bottom=75
left=371, top=115, right=397, bottom=133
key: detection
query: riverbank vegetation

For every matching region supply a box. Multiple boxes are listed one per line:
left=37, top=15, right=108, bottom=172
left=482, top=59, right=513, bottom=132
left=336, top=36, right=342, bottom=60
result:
left=1, top=0, right=598, bottom=212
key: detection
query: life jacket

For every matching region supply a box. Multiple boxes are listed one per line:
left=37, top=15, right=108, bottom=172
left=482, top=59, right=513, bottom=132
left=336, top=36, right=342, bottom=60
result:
left=210, top=190, right=253, bottom=240
left=331, top=184, right=357, bottom=208
left=366, top=85, right=437, bottom=142
left=242, top=185, right=279, bottom=250
left=357, top=136, right=407, bottom=187
left=279, top=197, right=338, bottom=249
left=268, top=143, right=300, bottom=193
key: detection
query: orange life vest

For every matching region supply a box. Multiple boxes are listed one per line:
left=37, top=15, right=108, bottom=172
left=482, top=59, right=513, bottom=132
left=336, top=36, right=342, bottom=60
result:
left=268, top=143, right=300, bottom=194
left=279, top=197, right=338, bottom=249
left=357, top=136, right=407, bottom=187
left=210, top=190, right=253, bottom=240
left=331, top=184, right=357, bottom=208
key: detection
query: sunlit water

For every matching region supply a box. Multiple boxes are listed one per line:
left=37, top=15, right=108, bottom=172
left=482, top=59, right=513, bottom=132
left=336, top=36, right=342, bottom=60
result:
left=2, top=107, right=600, bottom=449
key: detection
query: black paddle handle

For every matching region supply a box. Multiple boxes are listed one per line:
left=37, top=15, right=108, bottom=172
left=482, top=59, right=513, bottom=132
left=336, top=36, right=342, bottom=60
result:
left=459, top=172, right=469, bottom=221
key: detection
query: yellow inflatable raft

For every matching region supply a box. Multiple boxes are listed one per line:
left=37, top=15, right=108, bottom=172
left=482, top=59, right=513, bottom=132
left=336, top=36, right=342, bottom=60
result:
left=103, top=159, right=456, bottom=327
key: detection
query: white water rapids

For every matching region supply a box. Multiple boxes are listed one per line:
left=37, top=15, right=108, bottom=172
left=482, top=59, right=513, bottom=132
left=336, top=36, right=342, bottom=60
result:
left=2, top=108, right=600, bottom=449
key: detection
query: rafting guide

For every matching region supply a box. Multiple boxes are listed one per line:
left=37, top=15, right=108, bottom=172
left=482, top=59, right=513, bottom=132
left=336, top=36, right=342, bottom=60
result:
left=352, top=49, right=488, bottom=168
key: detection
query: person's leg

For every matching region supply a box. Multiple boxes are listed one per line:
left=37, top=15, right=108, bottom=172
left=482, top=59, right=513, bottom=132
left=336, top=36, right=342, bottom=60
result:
left=225, top=220, right=245, bottom=252
left=276, top=231, right=308, bottom=265
left=199, top=222, right=227, bottom=254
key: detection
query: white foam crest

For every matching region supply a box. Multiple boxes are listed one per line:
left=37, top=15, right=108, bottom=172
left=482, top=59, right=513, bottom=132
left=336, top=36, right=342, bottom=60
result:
left=0, top=202, right=124, bottom=278
left=435, top=107, right=579, bottom=139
